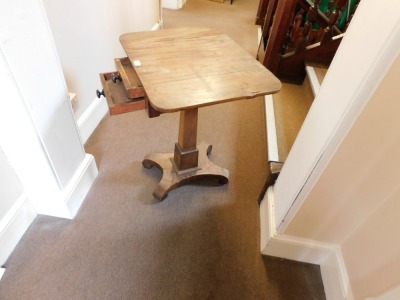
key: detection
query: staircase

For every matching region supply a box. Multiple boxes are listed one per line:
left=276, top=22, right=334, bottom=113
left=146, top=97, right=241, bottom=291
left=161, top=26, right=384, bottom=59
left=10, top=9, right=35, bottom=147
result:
left=256, top=0, right=359, bottom=83
left=256, top=0, right=359, bottom=200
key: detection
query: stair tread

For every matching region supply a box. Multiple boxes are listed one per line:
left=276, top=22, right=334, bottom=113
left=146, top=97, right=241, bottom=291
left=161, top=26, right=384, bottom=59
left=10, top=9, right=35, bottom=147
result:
left=269, top=79, right=313, bottom=162
left=305, top=63, right=329, bottom=94
left=313, top=67, right=328, bottom=85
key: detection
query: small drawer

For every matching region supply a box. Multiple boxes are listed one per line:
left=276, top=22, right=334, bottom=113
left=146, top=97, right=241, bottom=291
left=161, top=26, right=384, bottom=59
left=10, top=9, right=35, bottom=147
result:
left=114, top=57, right=145, bottom=99
left=99, top=72, right=146, bottom=115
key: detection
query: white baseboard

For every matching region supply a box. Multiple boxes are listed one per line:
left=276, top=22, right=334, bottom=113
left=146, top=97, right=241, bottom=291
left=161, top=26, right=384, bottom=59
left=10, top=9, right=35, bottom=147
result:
left=63, top=154, right=98, bottom=219
left=0, top=193, right=37, bottom=266
left=260, top=188, right=354, bottom=300
left=162, top=0, right=185, bottom=10
left=321, top=248, right=354, bottom=300
left=77, top=97, right=108, bottom=144
left=265, top=95, right=279, bottom=162
left=152, top=22, right=162, bottom=31
left=305, top=65, right=321, bottom=97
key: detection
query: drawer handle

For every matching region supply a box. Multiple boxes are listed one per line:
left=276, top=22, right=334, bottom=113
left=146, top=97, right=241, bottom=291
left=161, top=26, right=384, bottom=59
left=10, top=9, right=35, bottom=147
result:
left=96, top=89, right=105, bottom=98
left=112, top=73, right=122, bottom=83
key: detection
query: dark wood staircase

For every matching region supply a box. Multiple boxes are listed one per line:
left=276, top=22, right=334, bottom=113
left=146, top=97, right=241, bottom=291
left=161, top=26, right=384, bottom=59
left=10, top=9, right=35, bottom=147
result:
left=256, top=0, right=360, bottom=201
left=256, top=0, right=360, bottom=84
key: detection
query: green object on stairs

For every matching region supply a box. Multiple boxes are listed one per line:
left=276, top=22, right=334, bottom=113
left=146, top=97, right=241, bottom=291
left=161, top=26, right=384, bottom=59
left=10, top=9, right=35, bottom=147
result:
left=310, top=0, right=358, bottom=30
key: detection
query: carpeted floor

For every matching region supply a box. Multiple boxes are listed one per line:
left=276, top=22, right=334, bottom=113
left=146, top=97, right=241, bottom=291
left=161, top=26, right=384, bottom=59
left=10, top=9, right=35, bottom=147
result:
left=0, top=0, right=326, bottom=299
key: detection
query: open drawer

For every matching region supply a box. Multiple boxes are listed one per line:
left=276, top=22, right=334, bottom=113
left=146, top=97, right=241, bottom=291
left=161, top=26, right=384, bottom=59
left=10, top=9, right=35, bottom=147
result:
left=114, top=57, right=145, bottom=99
left=98, top=57, right=160, bottom=117
left=99, top=72, right=146, bottom=115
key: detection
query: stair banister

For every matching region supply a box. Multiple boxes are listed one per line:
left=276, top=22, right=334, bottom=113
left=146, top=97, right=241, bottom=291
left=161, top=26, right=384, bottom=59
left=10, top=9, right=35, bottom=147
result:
left=262, top=0, right=297, bottom=74
left=320, top=0, right=347, bottom=43
left=261, top=0, right=278, bottom=44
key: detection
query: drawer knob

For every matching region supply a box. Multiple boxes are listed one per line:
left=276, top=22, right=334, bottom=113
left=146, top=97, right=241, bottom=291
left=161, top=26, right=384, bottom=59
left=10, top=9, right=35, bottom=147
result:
left=96, top=89, right=105, bottom=98
left=112, top=73, right=122, bottom=83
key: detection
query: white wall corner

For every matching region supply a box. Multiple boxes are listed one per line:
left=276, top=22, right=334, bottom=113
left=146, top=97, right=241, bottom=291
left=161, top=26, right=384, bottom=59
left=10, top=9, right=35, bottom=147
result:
left=77, top=97, right=108, bottom=144
left=31, top=154, right=98, bottom=220
left=0, top=193, right=37, bottom=266
left=320, top=248, right=354, bottom=300
left=260, top=187, right=276, bottom=252
left=260, top=187, right=353, bottom=300
left=63, top=154, right=98, bottom=219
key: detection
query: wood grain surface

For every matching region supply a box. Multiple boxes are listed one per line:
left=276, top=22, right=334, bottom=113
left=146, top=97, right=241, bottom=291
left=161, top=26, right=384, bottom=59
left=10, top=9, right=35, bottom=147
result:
left=120, top=27, right=281, bottom=112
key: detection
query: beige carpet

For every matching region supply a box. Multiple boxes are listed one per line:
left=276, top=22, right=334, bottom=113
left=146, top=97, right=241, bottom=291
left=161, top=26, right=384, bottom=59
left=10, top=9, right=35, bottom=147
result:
left=0, top=0, right=325, bottom=299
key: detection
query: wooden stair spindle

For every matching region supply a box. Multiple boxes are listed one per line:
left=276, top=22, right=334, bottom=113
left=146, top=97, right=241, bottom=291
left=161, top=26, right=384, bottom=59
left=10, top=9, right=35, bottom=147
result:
left=325, top=0, right=335, bottom=17
left=262, top=0, right=298, bottom=74
left=261, top=0, right=278, bottom=45
left=256, top=0, right=270, bottom=26
left=296, top=0, right=321, bottom=52
left=257, top=0, right=354, bottom=83
left=320, top=0, right=347, bottom=43
left=291, top=9, right=305, bottom=49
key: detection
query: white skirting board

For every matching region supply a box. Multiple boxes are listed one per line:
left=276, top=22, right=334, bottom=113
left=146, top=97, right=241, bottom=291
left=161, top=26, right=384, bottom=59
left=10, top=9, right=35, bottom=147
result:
left=0, top=156, right=97, bottom=268
left=265, top=95, right=279, bottom=162
left=0, top=193, right=37, bottom=266
left=63, top=154, right=98, bottom=219
left=260, top=188, right=354, bottom=300
left=77, top=97, right=108, bottom=145
left=162, top=0, right=186, bottom=10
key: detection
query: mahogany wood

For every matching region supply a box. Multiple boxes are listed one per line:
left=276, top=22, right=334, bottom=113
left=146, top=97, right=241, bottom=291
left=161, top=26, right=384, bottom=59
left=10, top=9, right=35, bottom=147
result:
left=174, top=108, right=199, bottom=170
left=121, top=28, right=281, bottom=200
left=262, top=0, right=297, bottom=74
left=256, top=0, right=270, bottom=26
left=143, top=142, right=229, bottom=201
left=120, top=27, right=281, bottom=113
left=114, top=57, right=145, bottom=99
left=320, top=0, right=347, bottom=43
left=257, top=0, right=356, bottom=83
left=261, top=0, right=278, bottom=43
left=278, top=36, right=342, bottom=83
left=99, top=72, right=146, bottom=115
left=145, top=99, right=161, bottom=118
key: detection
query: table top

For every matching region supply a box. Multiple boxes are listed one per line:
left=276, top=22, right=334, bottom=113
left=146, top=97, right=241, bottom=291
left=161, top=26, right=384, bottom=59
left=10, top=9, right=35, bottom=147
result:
left=120, top=27, right=281, bottom=113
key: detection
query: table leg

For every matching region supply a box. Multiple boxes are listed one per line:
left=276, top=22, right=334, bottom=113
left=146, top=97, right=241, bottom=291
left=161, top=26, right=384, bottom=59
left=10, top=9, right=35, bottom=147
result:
left=173, top=108, right=199, bottom=171
left=143, top=142, right=229, bottom=200
left=142, top=108, right=229, bottom=200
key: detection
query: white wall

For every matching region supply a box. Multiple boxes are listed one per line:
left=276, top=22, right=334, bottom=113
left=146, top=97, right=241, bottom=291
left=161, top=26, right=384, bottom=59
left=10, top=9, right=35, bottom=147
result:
left=262, top=1, right=400, bottom=299
left=284, top=53, right=400, bottom=299
left=1, top=0, right=85, bottom=188
left=0, top=149, right=24, bottom=221
left=0, top=0, right=159, bottom=271
left=42, top=0, right=160, bottom=120
left=0, top=0, right=100, bottom=266
left=0, top=147, right=36, bottom=266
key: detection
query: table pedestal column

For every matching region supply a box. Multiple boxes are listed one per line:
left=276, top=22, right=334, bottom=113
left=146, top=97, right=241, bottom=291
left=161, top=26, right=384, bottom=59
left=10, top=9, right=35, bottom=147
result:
left=142, top=108, right=229, bottom=200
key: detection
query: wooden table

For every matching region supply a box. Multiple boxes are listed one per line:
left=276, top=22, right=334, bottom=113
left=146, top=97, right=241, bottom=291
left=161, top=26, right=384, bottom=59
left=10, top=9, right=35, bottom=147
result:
left=120, top=27, right=281, bottom=200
